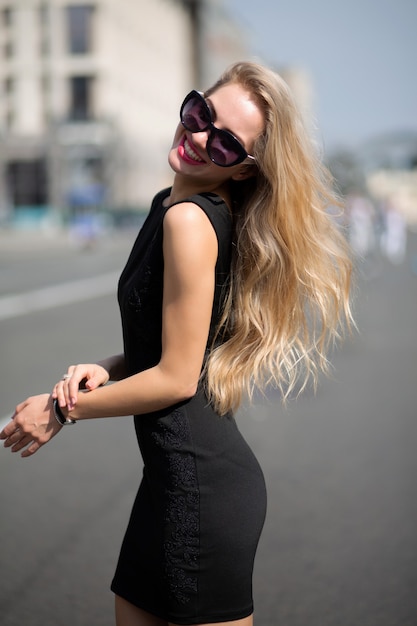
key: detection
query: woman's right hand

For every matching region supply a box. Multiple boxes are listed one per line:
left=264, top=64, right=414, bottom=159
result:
left=52, top=363, right=110, bottom=410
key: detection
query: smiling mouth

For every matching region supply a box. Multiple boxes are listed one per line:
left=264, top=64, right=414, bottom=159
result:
left=180, top=136, right=205, bottom=164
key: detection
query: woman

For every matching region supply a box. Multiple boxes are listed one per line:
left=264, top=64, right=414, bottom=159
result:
left=1, top=62, right=353, bottom=626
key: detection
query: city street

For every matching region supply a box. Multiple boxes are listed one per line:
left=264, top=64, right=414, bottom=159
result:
left=0, top=228, right=416, bottom=626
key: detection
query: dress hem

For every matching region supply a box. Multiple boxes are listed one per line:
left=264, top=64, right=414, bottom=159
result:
left=111, top=583, right=253, bottom=625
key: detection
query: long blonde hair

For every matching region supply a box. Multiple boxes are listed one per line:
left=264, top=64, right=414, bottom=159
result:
left=203, top=61, right=354, bottom=415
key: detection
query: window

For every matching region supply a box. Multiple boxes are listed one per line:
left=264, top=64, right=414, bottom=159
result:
left=5, top=110, right=14, bottom=131
left=39, top=4, right=49, bottom=55
left=69, top=75, right=94, bottom=121
left=2, top=7, right=12, bottom=28
left=3, top=77, right=14, bottom=129
left=40, top=74, right=50, bottom=123
left=7, top=160, right=48, bottom=207
left=39, top=3, right=48, bottom=25
left=4, top=40, right=13, bottom=58
left=4, top=76, right=14, bottom=93
left=2, top=7, right=14, bottom=59
left=66, top=5, right=95, bottom=54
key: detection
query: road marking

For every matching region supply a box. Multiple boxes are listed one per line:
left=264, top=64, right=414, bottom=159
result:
left=0, top=271, right=119, bottom=322
left=0, top=272, right=119, bottom=432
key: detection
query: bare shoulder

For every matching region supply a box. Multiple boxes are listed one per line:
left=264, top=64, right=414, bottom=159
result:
left=164, top=201, right=212, bottom=231
left=164, top=201, right=217, bottom=247
left=163, top=201, right=217, bottom=263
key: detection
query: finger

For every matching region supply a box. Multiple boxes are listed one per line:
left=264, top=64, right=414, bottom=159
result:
left=63, top=366, right=76, bottom=380
left=58, top=367, right=76, bottom=407
left=3, top=428, right=23, bottom=447
left=11, top=435, right=34, bottom=454
left=84, top=376, right=100, bottom=391
left=55, top=382, right=68, bottom=408
left=52, top=380, right=64, bottom=400
left=67, top=366, right=88, bottom=407
left=21, top=440, right=42, bottom=458
left=0, top=419, right=18, bottom=439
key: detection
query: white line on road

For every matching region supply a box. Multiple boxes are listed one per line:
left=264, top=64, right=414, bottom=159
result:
left=0, top=271, right=119, bottom=322
left=0, top=272, right=119, bottom=433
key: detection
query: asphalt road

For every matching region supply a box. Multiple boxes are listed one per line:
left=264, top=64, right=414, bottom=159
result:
left=0, top=228, right=416, bottom=626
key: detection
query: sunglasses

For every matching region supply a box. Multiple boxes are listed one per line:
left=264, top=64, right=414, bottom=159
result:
left=180, top=90, right=256, bottom=168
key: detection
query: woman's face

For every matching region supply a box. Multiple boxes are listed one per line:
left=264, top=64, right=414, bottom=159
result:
left=168, top=82, right=264, bottom=184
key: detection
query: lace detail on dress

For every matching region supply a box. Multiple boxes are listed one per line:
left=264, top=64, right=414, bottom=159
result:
left=127, top=265, right=152, bottom=313
left=151, top=409, right=200, bottom=605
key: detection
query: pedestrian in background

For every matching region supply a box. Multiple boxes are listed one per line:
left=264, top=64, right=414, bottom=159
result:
left=380, top=195, right=407, bottom=264
left=345, top=191, right=376, bottom=259
left=1, top=62, right=353, bottom=626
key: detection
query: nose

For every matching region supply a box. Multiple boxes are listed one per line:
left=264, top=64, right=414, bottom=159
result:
left=192, top=129, right=210, bottom=140
left=189, top=130, right=210, bottom=151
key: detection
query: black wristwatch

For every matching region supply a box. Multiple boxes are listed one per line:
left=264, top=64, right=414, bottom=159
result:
left=53, top=398, right=77, bottom=425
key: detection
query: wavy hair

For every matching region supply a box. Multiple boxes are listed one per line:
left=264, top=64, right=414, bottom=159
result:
left=203, top=61, right=354, bottom=415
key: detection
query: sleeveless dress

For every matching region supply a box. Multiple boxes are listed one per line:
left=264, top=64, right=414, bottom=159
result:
left=111, top=188, right=267, bottom=625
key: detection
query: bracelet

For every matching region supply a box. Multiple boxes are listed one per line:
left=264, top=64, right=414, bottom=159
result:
left=53, top=398, right=76, bottom=425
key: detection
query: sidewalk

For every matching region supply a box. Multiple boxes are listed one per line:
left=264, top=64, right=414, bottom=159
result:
left=0, top=225, right=137, bottom=259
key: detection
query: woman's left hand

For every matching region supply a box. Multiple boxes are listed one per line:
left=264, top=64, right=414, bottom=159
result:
left=0, top=393, right=63, bottom=457
left=52, top=363, right=110, bottom=410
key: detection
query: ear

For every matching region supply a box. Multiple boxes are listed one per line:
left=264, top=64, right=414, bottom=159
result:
left=231, top=164, right=257, bottom=182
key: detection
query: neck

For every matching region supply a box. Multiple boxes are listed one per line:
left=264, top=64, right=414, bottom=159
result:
left=166, top=176, right=232, bottom=208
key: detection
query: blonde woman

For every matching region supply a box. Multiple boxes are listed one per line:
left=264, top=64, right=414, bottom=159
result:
left=1, top=62, right=353, bottom=626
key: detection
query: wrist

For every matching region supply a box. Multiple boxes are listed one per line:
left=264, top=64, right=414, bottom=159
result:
left=53, top=398, right=77, bottom=425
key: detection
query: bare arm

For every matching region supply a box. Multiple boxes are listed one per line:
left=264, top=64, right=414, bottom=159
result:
left=1, top=202, right=218, bottom=455
left=67, top=201, right=218, bottom=419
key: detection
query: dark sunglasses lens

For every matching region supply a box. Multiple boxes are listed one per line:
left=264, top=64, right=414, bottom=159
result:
left=208, top=132, right=245, bottom=167
left=181, top=95, right=209, bottom=132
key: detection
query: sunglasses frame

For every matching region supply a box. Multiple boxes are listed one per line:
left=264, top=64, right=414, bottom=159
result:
left=180, top=90, right=256, bottom=168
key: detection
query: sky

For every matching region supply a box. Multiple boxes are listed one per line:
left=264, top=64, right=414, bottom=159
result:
left=225, top=0, right=417, bottom=151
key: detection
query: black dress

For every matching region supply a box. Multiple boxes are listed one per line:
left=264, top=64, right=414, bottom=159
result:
left=111, top=188, right=267, bottom=625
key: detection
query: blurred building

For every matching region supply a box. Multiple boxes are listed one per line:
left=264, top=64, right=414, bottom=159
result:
left=362, top=132, right=417, bottom=229
left=277, top=66, right=315, bottom=140
left=195, top=0, right=248, bottom=88
left=0, top=0, right=249, bottom=227
left=0, top=1, right=317, bottom=229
